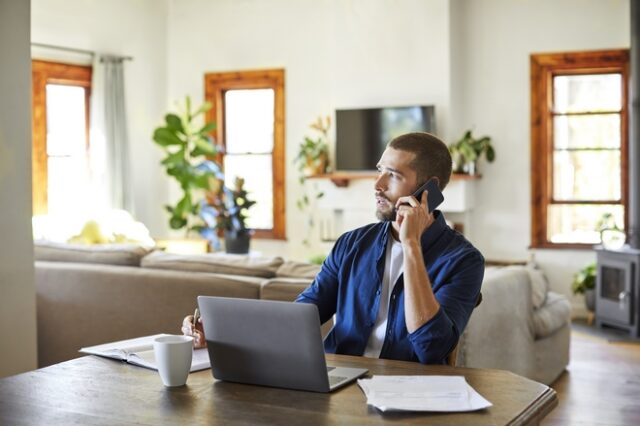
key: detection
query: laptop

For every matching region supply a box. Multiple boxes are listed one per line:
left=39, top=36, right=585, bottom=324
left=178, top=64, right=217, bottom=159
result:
left=197, top=296, right=368, bottom=392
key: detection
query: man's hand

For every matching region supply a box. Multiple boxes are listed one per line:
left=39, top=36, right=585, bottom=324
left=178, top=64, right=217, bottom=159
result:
left=181, top=315, right=207, bottom=348
left=395, top=191, right=435, bottom=244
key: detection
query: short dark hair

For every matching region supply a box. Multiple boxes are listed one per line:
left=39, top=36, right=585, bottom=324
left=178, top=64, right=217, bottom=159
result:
left=388, top=132, right=452, bottom=190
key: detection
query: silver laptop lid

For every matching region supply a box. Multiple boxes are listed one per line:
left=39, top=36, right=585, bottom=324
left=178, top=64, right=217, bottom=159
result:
left=197, top=296, right=333, bottom=392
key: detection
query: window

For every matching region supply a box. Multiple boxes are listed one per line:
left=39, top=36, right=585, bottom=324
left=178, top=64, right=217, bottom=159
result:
left=204, top=69, right=286, bottom=240
left=32, top=60, right=92, bottom=216
left=530, top=50, right=629, bottom=248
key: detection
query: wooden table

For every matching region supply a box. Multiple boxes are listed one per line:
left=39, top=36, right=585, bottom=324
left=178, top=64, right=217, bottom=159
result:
left=0, top=354, right=556, bottom=425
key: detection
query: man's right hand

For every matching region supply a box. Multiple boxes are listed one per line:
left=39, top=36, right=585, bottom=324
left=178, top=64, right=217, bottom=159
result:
left=181, top=315, right=207, bottom=349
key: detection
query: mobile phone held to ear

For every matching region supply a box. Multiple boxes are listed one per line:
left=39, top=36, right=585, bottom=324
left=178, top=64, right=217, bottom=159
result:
left=390, top=178, right=444, bottom=221
left=412, top=178, right=444, bottom=213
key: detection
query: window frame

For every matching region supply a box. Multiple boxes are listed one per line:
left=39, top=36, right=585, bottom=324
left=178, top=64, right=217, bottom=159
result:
left=530, top=49, right=629, bottom=249
left=204, top=69, right=286, bottom=240
left=31, top=60, right=92, bottom=215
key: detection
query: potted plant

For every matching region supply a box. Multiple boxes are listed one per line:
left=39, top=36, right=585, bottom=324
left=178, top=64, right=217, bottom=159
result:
left=572, top=262, right=596, bottom=312
left=295, top=116, right=330, bottom=177
left=152, top=96, right=222, bottom=247
left=448, top=130, right=495, bottom=175
left=294, top=116, right=331, bottom=246
left=200, top=177, right=256, bottom=254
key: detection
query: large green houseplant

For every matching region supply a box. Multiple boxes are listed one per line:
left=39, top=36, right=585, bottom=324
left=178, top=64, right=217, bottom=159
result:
left=449, top=130, right=495, bottom=175
left=152, top=96, right=222, bottom=246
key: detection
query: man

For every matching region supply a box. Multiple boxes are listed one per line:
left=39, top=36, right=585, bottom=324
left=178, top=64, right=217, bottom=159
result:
left=184, top=132, right=484, bottom=365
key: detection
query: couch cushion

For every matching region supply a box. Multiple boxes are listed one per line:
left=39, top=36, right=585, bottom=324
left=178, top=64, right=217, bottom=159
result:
left=141, top=251, right=284, bottom=278
left=503, top=264, right=549, bottom=309
left=532, top=291, right=571, bottom=338
left=34, top=240, right=150, bottom=266
left=275, top=260, right=321, bottom=279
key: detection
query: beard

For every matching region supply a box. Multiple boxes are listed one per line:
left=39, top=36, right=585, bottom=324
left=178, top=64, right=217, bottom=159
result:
left=375, top=193, right=396, bottom=221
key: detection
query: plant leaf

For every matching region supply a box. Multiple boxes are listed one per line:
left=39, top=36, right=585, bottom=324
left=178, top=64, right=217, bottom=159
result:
left=153, top=128, right=183, bottom=146
left=198, top=122, right=216, bottom=135
left=165, top=114, right=183, bottom=133
left=486, top=145, right=496, bottom=162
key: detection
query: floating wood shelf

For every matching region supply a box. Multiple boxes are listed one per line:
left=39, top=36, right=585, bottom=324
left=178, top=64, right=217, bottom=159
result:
left=306, top=172, right=481, bottom=187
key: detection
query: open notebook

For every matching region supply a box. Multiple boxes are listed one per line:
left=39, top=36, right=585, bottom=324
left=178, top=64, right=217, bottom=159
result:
left=80, top=334, right=211, bottom=372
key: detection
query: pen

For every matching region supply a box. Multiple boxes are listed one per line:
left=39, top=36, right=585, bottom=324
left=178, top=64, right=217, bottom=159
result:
left=193, top=308, right=200, bottom=330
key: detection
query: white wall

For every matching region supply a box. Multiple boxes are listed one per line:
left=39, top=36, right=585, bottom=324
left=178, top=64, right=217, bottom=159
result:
left=167, top=0, right=452, bottom=260
left=0, top=0, right=38, bottom=377
left=454, top=0, right=629, bottom=313
left=31, top=0, right=170, bottom=236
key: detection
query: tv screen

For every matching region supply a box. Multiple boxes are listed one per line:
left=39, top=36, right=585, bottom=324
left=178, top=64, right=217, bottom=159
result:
left=335, top=105, right=435, bottom=171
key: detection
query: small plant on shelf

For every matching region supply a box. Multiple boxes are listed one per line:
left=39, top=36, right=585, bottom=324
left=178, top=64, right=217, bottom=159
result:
left=448, top=129, right=495, bottom=175
left=294, top=115, right=331, bottom=246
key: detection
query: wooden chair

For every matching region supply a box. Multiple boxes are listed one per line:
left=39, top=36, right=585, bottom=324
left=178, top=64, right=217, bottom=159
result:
left=446, top=292, right=483, bottom=367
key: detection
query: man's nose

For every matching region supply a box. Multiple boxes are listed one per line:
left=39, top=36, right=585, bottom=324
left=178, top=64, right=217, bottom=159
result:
left=374, top=173, right=387, bottom=191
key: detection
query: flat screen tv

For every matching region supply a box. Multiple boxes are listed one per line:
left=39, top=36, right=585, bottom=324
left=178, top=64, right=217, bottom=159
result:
left=335, top=105, right=435, bottom=171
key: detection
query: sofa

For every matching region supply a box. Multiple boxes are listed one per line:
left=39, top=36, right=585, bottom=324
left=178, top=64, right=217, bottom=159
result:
left=34, top=241, right=571, bottom=385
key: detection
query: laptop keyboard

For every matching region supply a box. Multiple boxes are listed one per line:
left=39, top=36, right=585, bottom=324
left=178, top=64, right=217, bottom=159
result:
left=329, top=376, right=348, bottom=386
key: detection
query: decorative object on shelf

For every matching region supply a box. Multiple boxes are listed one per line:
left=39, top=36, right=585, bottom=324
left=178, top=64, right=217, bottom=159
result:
left=200, top=177, right=256, bottom=254
left=448, top=130, right=495, bottom=175
left=294, top=115, right=331, bottom=246
left=571, top=262, right=596, bottom=312
left=597, top=212, right=626, bottom=250
left=295, top=116, right=331, bottom=177
left=152, top=96, right=223, bottom=248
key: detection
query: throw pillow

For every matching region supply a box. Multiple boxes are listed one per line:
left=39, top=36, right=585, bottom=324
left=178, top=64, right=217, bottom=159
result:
left=141, top=251, right=284, bottom=278
left=34, top=240, right=150, bottom=266
left=275, top=260, right=322, bottom=279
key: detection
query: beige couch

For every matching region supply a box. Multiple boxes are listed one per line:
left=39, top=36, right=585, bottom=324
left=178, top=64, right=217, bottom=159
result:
left=34, top=242, right=571, bottom=385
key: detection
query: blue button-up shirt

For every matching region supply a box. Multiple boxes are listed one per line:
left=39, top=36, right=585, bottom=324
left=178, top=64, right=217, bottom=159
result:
left=296, top=211, right=484, bottom=364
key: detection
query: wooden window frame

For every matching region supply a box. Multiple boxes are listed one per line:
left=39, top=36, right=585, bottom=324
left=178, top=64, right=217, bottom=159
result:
left=32, top=60, right=92, bottom=215
left=204, top=69, right=286, bottom=240
left=530, top=49, right=629, bottom=249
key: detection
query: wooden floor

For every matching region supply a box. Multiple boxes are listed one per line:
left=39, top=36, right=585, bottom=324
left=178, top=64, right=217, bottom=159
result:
left=542, top=325, right=640, bottom=425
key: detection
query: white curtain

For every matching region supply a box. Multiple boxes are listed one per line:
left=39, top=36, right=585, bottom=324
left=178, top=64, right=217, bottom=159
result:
left=90, top=55, right=133, bottom=213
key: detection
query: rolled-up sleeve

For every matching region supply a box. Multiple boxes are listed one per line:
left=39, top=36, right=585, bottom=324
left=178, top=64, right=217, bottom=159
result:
left=408, top=252, right=485, bottom=364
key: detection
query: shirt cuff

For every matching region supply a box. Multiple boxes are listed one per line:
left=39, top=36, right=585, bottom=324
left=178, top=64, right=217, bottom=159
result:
left=407, top=307, right=457, bottom=364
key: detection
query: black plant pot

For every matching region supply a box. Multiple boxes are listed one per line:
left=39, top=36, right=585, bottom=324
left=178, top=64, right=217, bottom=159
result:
left=225, top=232, right=251, bottom=254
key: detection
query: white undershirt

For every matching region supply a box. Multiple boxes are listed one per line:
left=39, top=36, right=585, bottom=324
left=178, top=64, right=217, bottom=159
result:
left=363, top=236, right=404, bottom=358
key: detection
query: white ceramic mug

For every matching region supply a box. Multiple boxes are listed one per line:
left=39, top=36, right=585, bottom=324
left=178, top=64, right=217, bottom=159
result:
left=153, top=335, right=193, bottom=387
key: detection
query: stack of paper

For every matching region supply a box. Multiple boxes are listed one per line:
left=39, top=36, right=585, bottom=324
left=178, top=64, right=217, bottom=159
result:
left=357, top=375, right=492, bottom=412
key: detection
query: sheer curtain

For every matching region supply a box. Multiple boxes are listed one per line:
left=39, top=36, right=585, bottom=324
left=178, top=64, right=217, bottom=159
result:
left=90, top=55, right=133, bottom=213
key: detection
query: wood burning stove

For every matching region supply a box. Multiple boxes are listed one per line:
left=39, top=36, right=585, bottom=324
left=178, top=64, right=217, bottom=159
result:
left=595, top=247, right=640, bottom=337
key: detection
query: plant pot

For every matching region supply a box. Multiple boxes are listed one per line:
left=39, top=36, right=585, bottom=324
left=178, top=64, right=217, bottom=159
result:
left=302, top=154, right=327, bottom=177
left=585, top=289, right=596, bottom=312
left=224, top=232, right=251, bottom=254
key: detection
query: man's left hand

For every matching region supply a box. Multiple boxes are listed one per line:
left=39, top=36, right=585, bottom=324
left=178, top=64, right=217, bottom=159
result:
left=395, top=191, right=435, bottom=244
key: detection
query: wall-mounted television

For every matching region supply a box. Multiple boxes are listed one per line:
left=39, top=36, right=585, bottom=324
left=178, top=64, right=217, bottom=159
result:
left=335, top=105, right=435, bottom=171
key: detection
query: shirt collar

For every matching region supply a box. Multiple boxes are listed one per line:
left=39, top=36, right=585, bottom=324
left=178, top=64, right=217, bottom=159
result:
left=377, top=210, right=447, bottom=252
left=420, top=210, right=447, bottom=249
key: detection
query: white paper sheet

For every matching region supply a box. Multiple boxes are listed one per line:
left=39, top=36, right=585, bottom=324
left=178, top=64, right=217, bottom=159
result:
left=357, top=375, right=492, bottom=412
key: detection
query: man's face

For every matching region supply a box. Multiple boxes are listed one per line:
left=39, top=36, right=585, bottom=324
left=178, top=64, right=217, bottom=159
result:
left=375, top=148, right=419, bottom=221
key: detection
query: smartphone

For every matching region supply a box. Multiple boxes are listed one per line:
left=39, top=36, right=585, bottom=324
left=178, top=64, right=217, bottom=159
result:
left=389, top=178, right=444, bottom=221
left=412, top=178, right=444, bottom=213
